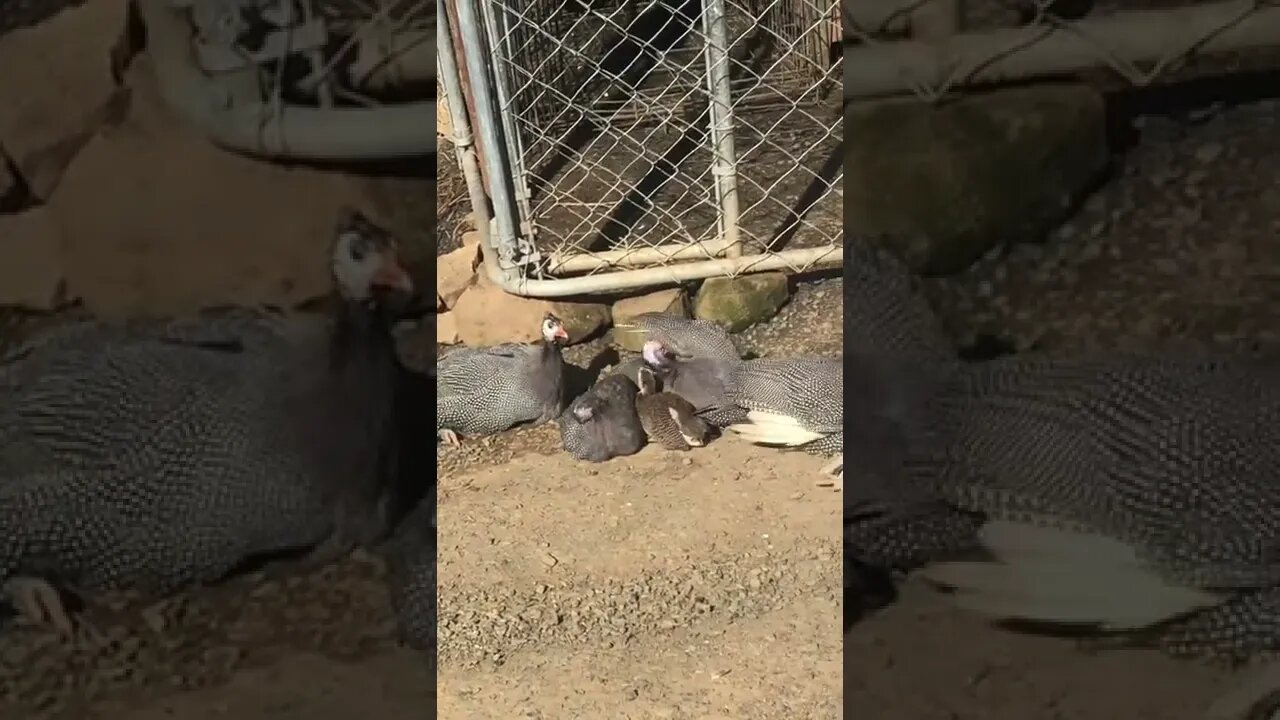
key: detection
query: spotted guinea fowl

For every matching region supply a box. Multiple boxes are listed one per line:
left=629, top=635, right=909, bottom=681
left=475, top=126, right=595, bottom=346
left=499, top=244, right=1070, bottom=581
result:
left=0, top=209, right=415, bottom=638
left=634, top=364, right=712, bottom=450
left=846, top=352, right=1280, bottom=714
left=844, top=241, right=956, bottom=365
left=560, top=374, right=647, bottom=462
left=614, top=312, right=740, bottom=363
left=436, top=314, right=569, bottom=445
left=723, top=356, right=844, bottom=485
left=387, top=495, right=435, bottom=657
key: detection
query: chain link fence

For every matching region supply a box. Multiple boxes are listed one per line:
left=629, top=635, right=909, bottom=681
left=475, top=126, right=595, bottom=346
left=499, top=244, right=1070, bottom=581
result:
left=442, top=0, right=842, bottom=296
left=845, top=0, right=1280, bottom=102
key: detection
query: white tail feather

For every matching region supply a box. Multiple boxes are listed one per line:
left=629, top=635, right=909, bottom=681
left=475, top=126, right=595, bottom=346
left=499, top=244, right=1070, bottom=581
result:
left=725, top=410, right=824, bottom=446
left=921, top=521, right=1225, bottom=631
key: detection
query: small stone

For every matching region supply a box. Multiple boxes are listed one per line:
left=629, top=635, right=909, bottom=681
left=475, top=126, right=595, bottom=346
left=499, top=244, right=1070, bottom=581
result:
left=540, top=552, right=559, bottom=568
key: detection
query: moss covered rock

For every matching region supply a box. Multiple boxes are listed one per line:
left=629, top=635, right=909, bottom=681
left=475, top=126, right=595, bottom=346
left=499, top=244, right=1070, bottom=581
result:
left=694, top=273, right=790, bottom=332
left=846, top=83, right=1108, bottom=275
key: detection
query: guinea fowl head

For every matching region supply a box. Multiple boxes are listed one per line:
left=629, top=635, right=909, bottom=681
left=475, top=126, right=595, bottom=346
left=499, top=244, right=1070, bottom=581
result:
left=571, top=395, right=601, bottom=422
left=541, top=313, right=570, bottom=345
left=331, top=209, right=415, bottom=307
left=641, top=340, right=675, bottom=368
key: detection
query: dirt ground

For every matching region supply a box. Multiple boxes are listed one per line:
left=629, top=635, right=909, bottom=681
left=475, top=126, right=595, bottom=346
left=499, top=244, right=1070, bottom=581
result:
left=436, top=438, right=842, bottom=719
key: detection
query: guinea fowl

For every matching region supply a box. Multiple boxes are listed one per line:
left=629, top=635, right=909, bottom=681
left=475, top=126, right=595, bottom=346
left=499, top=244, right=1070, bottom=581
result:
left=436, top=314, right=569, bottom=445
left=387, top=495, right=435, bottom=657
left=723, top=356, right=844, bottom=486
left=614, top=312, right=740, bottom=363
left=559, top=374, right=647, bottom=462
left=640, top=340, right=747, bottom=428
left=844, top=352, right=1280, bottom=717
left=634, top=364, right=712, bottom=450
left=844, top=242, right=956, bottom=365
left=0, top=209, right=415, bottom=638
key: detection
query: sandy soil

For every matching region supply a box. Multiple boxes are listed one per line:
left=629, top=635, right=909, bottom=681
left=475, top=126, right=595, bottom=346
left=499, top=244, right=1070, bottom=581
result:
left=436, top=438, right=842, bottom=720
left=847, top=583, right=1253, bottom=720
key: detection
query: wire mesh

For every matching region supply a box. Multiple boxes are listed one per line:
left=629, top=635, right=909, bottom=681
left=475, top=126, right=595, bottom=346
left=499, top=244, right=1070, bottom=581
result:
left=473, top=0, right=843, bottom=281
left=845, top=0, right=1280, bottom=103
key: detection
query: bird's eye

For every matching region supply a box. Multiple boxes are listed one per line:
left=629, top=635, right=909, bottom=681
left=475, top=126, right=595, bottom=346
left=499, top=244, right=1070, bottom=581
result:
left=348, top=242, right=366, bottom=262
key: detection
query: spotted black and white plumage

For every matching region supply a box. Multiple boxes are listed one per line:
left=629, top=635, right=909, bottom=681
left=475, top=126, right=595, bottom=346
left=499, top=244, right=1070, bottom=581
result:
left=634, top=365, right=712, bottom=450
left=0, top=209, right=416, bottom=620
left=388, top=495, right=434, bottom=657
left=614, top=312, right=740, bottom=363
left=436, top=314, right=568, bottom=441
left=723, top=356, right=843, bottom=481
left=843, top=241, right=955, bottom=365
left=849, top=352, right=1280, bottom=660
left=559, top=374, right=646, bottom=462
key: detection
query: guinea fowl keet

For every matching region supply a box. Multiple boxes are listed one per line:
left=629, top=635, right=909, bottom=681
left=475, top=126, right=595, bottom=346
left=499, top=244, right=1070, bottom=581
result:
left=634, top=364, right=712, bottom=450
left=0, top=208, right=416, bottom=639
left=436, top=313, right=569, bottom=445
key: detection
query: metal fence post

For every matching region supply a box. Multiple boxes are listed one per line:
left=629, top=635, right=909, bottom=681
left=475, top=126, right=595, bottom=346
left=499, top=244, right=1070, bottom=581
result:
left=453, top=0, right=524, bottom=271
left=702, top=0, right=744, bottom=259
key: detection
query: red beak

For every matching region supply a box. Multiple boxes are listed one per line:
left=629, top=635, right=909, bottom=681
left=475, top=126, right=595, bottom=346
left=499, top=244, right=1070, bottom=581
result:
left=372, top=253, right=414, bottom=293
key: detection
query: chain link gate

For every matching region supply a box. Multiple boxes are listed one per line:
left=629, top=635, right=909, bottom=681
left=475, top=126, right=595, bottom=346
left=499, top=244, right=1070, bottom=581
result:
left=441, top=0, right=843, bottom=296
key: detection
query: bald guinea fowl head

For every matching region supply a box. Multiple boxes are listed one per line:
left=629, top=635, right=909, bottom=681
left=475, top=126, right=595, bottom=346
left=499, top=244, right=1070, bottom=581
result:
left=641, top=340, right=675, bottom=368
left=331, top=209, right=415, bottom=307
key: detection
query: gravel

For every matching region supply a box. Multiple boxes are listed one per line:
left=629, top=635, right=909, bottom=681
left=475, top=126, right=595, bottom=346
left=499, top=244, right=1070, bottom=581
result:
left=0, top=551, right=401, bottom=720
left=438, top=539, right=840, bottom=670
left=924, top=101, right=1280, bottom=357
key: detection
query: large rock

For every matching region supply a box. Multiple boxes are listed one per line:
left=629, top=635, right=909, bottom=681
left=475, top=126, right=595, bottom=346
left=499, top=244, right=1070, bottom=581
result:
left=451, top=276, right=610, bottom=346
left=611, top=287, right=689, bottom=352
left=435, top=311, right=460, bottom=346
left=0, top=1, right=131, bottom=200
left=694, top=273, right=789, bottom=332
left=46, top=56, right=378, bottom=319
left=436, top=243, right=479, bottom=310
left=845, top=84, right=1108, bottom=275
left=0, top=207, right=69, bottom=310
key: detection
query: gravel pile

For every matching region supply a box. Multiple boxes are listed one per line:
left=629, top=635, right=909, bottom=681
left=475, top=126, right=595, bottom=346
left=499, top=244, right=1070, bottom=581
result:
left=438, top=539, right=840, bottom=670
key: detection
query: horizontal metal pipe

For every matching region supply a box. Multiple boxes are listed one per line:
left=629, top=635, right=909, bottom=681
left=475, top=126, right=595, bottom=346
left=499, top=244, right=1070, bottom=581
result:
left=484, top=245, right=843, bottom=297
left=546, top=239, right=737, bottom=274
left=139, top=0, right=435, bottom=160
left=845, top=0, right=1280, bottom=100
